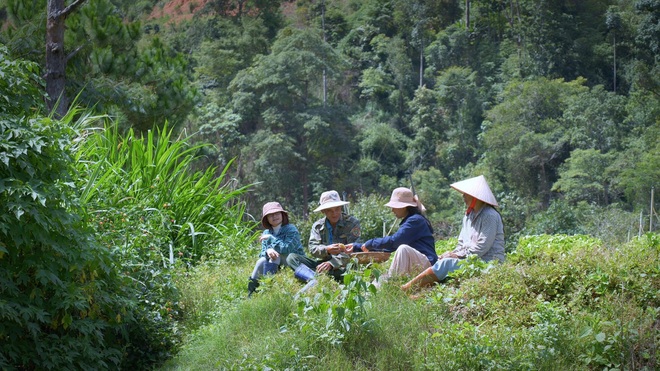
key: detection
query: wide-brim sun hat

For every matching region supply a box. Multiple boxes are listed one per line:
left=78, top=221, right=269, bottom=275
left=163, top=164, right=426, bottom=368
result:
left=261, top=201, right=289, bottom=228
left=450, top=175, right=498, bottom=207
left=384, top=187, right=424, bottom=210
left=313, top=190, right=350, bottom=212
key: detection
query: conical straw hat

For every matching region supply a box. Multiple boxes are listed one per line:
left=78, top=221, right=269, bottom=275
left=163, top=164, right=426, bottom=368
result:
left=450, top=175, right=498, bottom=207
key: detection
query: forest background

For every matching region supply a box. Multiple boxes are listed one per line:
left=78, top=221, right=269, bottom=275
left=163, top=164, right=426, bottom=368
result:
left=0, top=0, right=658, bottom=369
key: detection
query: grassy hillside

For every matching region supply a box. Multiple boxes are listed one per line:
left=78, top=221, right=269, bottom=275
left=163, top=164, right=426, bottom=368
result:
left=163, top=234, right=659, bottom=370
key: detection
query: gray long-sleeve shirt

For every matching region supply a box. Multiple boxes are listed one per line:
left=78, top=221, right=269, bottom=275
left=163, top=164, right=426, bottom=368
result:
left=453, top=205, right=505, bottom=262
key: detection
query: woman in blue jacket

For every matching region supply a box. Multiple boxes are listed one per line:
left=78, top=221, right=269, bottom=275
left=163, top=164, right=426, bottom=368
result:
left=348, top=187, right=437, bottom=280
left=248, top=202, right=305, bottom=297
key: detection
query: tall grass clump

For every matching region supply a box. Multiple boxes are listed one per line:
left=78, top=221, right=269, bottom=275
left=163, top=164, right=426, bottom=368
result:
left=74, top=122, right=256, bottom=368
left=77, top=123, right=255, bottom=263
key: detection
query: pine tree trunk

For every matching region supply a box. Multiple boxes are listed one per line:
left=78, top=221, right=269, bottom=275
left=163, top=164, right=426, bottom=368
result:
left=45, top=0, right=86, bottom=118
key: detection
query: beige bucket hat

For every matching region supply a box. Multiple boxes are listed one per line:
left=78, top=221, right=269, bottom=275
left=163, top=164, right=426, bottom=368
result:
left=384, top=187, right=425, bottom=210
left=261, top=202, right=289, bottom=228
left=450, top=175, right=498, bottom=207
left=313, top=190, right=349, bottom=212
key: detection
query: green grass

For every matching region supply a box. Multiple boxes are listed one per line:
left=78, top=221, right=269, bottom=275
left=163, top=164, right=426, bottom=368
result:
left=163, top=234, right=660, bottom=370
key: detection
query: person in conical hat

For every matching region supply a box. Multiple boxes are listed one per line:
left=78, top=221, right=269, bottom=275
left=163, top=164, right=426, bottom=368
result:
left=247, top=201, right=305, bottom=297
left=401, top=175, right=505, bottom=293
left=286, top=190, right=361, bottom=282
left=347, top=187, right=438, bottom=281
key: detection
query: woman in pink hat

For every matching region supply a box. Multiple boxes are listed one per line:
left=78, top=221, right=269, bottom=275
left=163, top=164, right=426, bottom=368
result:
left=347, top=187, right=438, bottom=281
left=248, top=202, right=305, bottom=297
left=401, top=175, right=505, bottom=292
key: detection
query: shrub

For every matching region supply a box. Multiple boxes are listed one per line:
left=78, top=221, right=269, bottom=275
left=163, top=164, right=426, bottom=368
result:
left=0, top=50, right=129, bottom=368
left=350, top=193, right=398, bottom=241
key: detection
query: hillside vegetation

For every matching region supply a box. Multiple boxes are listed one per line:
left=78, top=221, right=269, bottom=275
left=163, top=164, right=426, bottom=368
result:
left=163, top=234, right=659, bottom=370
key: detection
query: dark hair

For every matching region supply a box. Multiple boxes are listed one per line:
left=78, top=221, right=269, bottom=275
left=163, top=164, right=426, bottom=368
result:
left=262, top=212, right=289, bottom=229
left=405, top=206, right=434, bottom=235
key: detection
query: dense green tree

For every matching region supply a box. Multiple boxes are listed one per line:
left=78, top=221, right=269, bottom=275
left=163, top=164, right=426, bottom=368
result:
left=434, top=67, right=483, bottom=168
left=563, top=85, right=629, bottom=152
left=613, top=123, right=660, bottom=208
left=481, top=77, right=582, bottom=205
left=354, top=120, right=409, bottom=193
left=407, top=86, right=445, bottom=171
left=552, top=148, right=618, bottom=205
left=1, top=0, right=196, bottom=131
left=227, top=27, right=354, bottom=213
left=424, top=24, right=472, bottom=76
left=193, top=16, right=270, bottom=104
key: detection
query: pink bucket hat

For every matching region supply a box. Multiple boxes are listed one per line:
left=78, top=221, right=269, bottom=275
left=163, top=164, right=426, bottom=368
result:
left=384, top=187, right=425, bottom=211
left=313, top=190, right=349, bottom=212
left=261, top=202, right=289, bottom=228
left=450, top=175, right=498, bottom=206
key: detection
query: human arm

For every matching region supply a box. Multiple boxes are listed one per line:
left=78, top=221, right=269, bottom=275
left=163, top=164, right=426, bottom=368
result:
left=308, top=220, right=331, bottom=259
left=358, top=215, right=427, bottom=253
left=440, top=251, right=463, bottom=259
left=327, top=216, right=361, bottom=268
left=262, top=225, right=304, bottom=256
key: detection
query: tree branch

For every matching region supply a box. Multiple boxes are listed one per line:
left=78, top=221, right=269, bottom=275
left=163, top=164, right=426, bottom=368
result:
left=53, top=0, right=87, bottom=19
left=66, top=42, right=87, bottom=63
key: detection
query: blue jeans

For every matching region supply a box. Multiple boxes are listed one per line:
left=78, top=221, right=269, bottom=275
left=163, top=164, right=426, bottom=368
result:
left=431, top=258, right=461, bottom=281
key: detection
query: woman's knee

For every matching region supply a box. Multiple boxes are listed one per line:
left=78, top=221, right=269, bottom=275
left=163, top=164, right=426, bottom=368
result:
left=431, top=258, right=460, bottom=281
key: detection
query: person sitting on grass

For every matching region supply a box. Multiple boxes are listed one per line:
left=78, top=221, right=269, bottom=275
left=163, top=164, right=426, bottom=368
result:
left=346, top=187, right=437, bottom=283
left=286, top=190, right=361, bottom=282
left=248, top=202, right=305, bottom=297
left=401, top=175, right=505, bottom=292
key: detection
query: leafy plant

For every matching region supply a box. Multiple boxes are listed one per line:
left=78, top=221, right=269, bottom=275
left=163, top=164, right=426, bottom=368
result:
left=0, top=49, right=129, bottom=369
left=350, top=193, right=397, bottom=241
left=76, top=122, right=255, bottom=263
left=73, top=121, right=256, bottom=368
left=293, top=263, right=377, bottom=346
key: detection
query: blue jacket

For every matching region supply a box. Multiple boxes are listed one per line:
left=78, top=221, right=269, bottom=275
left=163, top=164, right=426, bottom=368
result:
left=258, top=223, right=305, bottom=258
left=353, top=214, right=437, bottom=265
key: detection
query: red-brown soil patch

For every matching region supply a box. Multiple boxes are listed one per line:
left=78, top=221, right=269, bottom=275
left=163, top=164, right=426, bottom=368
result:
left=148, top=0, right=210, bottom=23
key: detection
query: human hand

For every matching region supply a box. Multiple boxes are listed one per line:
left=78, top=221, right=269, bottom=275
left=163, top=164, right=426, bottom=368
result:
left=266, top=248, right=280, bottom=260
left=440, top=251, right=461, bottom=259
left=316, top=261, right=333, bottom=273
left=345, top=243, right=354, bottom=253
left=259, top=234, right=272, bottom=243
left=326, top=243, right=346, bottom=255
